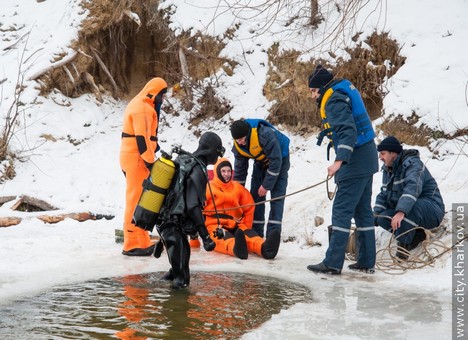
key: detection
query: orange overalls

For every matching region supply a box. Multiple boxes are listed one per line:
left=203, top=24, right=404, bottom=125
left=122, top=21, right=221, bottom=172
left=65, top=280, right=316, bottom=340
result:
left=204, top=158, right=266, bottom=257
left=120, top=77, right=167, bottom=253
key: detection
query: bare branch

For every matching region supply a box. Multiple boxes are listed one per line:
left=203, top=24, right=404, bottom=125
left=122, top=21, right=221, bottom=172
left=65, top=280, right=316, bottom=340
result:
left=28, top=51, right=78, bottom=81
left=91, top=48, right=118, bottom=97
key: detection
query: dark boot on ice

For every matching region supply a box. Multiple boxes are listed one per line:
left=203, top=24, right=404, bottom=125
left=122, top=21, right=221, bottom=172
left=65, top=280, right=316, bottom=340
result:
left=348, top=262, right=375, bottom=274
left=233, top=229, right=248, bottom=260
left=396, top=228, right=426, bottom=260
left=161, top=269, right=174, bottom=281
left=261, top=229, right=281, bottom=259
left=172, top=278, right=189, bottom=289
left=122, top=243, right=155, bottom=257
left=307, top=262, right=341, bottom=275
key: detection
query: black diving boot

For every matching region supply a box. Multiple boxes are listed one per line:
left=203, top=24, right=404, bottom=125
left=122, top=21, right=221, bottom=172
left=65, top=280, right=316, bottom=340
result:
left=161, top=269, right=174, bottom=281
left=261, top=229, right=281, bottom=259
left=122, top=243, right=155, bottom=257
left=233, top=229, right=248, bottom=260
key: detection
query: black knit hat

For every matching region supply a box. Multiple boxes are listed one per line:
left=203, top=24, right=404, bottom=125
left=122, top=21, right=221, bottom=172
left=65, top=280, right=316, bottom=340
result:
left=230, top=120, right=250, bottom=139
left=308, top=65, right=334, bottom=89
left=377, top=136, right=403, bottom=154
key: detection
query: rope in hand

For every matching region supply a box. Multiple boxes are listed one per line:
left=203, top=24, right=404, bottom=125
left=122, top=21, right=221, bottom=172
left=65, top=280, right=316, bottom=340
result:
left=374, top=214, right=457, bottom=274
left=203, top=176, right=335, bottom=213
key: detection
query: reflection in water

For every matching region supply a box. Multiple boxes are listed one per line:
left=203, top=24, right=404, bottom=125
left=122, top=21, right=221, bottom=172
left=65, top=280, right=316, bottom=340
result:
left=242, top=279, right=449, bottom=340
left=0, top=272, right=312, bottom=339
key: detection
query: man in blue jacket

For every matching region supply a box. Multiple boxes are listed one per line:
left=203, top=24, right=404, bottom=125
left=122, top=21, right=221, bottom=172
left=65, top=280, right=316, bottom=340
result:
left=306, top=65, right=378, bottom=275
left=374, top=136, right=445, bottom=260
left=230, top=119, right=290, bottom=242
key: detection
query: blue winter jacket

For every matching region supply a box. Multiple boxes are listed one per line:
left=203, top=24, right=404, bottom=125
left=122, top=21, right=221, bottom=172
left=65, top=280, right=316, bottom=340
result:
left=374, top=149, right=445, bottom=219
left=317, top=80, right=378, bottom=182
left=232, top=120, right=289, bottom=190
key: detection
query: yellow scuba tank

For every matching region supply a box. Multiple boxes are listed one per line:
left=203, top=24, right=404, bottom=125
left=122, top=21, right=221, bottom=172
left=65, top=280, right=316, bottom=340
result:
left=132, top=153, right=176, bottom=231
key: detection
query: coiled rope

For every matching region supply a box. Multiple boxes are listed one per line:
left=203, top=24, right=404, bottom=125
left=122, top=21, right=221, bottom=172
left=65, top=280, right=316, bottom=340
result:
left=204, top=176, right=457, bottom=273
left=374, top=214, right=457, bottom=274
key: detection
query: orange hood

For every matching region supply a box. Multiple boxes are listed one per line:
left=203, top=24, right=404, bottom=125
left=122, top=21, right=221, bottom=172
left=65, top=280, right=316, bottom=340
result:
left=212, top=157, right=234, bottom=188
left=134, top=77, right=167, bottom=104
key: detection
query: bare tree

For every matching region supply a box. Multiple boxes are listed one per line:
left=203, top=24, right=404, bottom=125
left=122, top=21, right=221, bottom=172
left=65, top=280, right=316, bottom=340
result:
left=0, top=46, right=28, bottom=162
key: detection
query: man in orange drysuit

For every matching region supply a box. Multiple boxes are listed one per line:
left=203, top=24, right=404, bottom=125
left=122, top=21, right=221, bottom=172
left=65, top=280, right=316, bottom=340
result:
left=120, top=77, right=167, bottom=256
left=203, top=158, right=281, bottom=259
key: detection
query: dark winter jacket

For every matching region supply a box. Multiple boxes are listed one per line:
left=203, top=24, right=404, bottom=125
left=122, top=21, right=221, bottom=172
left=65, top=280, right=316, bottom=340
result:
left=374, top=149, right=445, bottom=218
left=232, top=121, right=289, bottom=190
left=317, top=80, right=378, bottom=182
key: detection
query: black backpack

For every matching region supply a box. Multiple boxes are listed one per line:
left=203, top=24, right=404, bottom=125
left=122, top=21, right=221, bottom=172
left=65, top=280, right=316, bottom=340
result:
left=158, top=153, right=198, bottom=225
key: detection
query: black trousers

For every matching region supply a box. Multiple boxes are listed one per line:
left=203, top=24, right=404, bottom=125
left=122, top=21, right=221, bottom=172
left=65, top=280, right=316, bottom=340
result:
left=158, top=221, right=191, bottom=287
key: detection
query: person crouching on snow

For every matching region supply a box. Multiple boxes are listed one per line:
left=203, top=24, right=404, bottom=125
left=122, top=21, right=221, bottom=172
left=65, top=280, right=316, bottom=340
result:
left=374, top=136, right=445, bottom=260
left=202, top=157, right=281, bottom=260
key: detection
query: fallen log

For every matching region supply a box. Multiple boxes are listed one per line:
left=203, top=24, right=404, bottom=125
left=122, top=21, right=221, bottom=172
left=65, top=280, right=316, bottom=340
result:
left=0, top=196, right=17, bottom=206
left=37, top=212, right=114, bottom=224
left=0, top=212, right=114, bottom=226
left=10, top=195, right=58, bottom=212
left=0, top=217, right=22, bottom=227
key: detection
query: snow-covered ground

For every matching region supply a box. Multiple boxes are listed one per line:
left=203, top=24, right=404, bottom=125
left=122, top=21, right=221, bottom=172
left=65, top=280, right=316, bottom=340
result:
left=1, top=0, right=467, bottom=338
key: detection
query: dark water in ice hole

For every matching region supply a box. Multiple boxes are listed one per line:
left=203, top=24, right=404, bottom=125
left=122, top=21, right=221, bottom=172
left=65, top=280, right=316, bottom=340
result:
left=0, top=272, right=313, bottom=339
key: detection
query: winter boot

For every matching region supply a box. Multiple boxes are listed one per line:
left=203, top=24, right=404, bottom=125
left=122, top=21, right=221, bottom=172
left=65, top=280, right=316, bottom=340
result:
left=410, top=228, right=426, bottom=249
left=396, top=228, right=426, bottom=260
left=172, top=278, right=189, bottom=289
left=307, top=262, right=341, bottom=275
left=161, top=269, right=174, bottom=281
left=122, top=243, right=155, bottom=257
left=261, top=229, right=281, bottom=259
left=395, top=242, right=411, bottom=260
left=348, top=262, right=375, bottom=274
left=233, top=229, right=248, bottom=260
left=122, top=226, right=154, bottom=256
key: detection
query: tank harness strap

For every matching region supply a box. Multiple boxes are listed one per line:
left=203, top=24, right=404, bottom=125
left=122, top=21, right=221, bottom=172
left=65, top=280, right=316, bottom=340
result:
left=142, top=178, right=168, bottom=195
left=207, top=213, right=238, bottom=232
left=317, top=128, right=331, bottom=146
left=326, top=143, right=332, bottom=161
left=122, top=132, right=157, bottom=141
left=317, top=128, right=333, bottom=161
left=207, top=213, right=235, bottom=220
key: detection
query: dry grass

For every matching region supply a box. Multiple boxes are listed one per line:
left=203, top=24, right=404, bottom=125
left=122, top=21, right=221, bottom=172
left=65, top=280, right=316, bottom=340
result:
left=378, top=114, right=434, bottom=146
left=0, top=154, right=16, bottom=184
left=39, top=0, right=184, bottom=99
left=190, top=84, right=232, bottom=125
left=265, top=31, right=406, bottom=135
left=35, top=4, right=460, bottom=146
left=378, top=113, right=468, bottom=146
left=37, top=0, right=236, bottom=123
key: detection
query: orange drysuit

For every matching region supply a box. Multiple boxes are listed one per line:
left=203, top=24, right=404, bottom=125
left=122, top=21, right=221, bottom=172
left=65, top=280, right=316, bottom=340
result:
left=204, top=158, right=267, bottom=257
left=120, top=77, right=167, bottom=254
